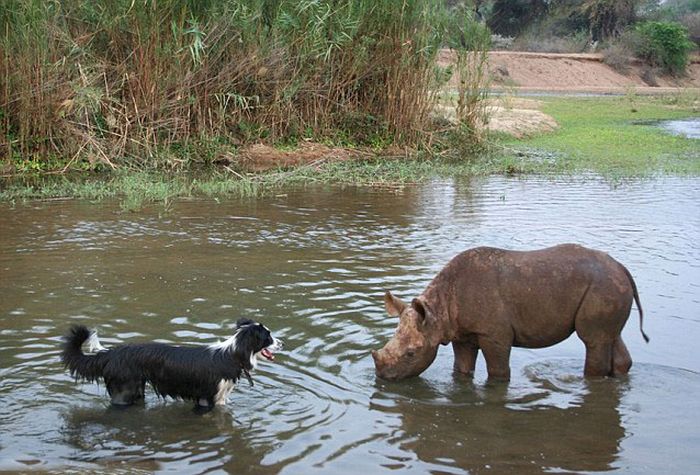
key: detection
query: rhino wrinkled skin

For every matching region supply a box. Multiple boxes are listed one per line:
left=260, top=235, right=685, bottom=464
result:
left=372, top=244, right=648, bottom=381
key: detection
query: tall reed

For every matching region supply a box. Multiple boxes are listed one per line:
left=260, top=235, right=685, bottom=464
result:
left=445, top=5, right=492, bottom=146
left=1, top=0, right=484, bottom=170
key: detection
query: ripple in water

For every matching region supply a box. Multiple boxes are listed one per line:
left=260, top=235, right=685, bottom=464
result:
left=1, top=176, right=699, bottom=473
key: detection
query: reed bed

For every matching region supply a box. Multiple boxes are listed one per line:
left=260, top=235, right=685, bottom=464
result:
left=1, top=0, right=487, bottom=171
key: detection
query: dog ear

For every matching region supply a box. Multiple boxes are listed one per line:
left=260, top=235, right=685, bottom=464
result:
left=236, top=318, right=254, bottom=328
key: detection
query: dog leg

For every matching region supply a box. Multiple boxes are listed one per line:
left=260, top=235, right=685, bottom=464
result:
left=214, top=380, right=235, bottom=406
left=107, top=379, right=142, bottom=406
left=197, top=398, right=211, bottom=407
left=193, top=397, right=215, bottom=414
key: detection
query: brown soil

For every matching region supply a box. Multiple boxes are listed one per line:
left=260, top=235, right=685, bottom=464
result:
left=230, top=142, right=372, bottom=172
left=439, top=50, right=700, bottom=93
left=487, top=99, right=560, bottom=138
left=433, top=98, right=559, bottom=138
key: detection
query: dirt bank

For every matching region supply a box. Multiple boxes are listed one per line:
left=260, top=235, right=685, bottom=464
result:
left=434, top=98, right=559, bottom=138
left=439, top=50, right=700, bottom=94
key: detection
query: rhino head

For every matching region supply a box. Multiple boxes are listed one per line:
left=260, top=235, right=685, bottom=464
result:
left=371, top=291, right=442, bottom=381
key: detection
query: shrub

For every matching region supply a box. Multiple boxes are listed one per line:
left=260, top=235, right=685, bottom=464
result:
left=634, top=21, right=695, bottom=75
left=490, top=34, right=515, bottom=50
left=511, top=31, right=590, bottom=54
left=602, top=28, right=645, bottom=74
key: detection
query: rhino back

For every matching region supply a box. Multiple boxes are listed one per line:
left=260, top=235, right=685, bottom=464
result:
left=424, top=245, right=632, bottom=348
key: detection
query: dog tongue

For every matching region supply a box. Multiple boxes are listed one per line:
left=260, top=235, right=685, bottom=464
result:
left=262, top=348, right=274, bottom=360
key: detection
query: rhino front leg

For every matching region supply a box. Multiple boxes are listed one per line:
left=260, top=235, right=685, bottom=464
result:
left=478, top=337, right=512, bottom=380
left=452, top=341, right=478, bottom=376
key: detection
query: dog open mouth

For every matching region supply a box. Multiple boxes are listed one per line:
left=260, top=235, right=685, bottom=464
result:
left=261, top=348, right=275, bottom=360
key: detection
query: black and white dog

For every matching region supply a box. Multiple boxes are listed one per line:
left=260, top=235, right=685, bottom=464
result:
left=62, top=318, right=282, bottom=409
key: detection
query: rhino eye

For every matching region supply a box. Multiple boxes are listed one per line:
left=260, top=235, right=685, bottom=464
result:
left=406, top=350, right=416, bottom=358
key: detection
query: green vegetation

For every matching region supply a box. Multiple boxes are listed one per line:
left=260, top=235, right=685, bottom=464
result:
left=481, top=0, right=698, bottom=58
left=1, top=0, right=481, bottom=172
left=0, top=172, right=266, bottom=211
left=3, top=95, right=698, bottom=208
left=495, top=95, right=700, bottom=176
left=1, top=1, right=698, bottom=207
left=634, top=21, right=695, bottom=75
left=0, top=157, right=495, bottom=209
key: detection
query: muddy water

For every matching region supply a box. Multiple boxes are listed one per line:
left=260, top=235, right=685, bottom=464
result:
left=1, top=176, right=699, bottom=473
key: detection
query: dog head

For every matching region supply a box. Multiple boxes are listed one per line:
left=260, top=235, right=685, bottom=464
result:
left=231, top=318, right=283, bottom=369
left=209, top=318, right=283, bottom=369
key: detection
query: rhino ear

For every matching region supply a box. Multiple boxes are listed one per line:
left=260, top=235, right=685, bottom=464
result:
left=412, top=297, right=434, bottom=326
left=384, top=291, right=407, bottom=317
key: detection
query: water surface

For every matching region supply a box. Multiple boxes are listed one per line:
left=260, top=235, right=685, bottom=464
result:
left=1, top=176, right=699, bottom=473
left=659, top=118, right=700, bottom=139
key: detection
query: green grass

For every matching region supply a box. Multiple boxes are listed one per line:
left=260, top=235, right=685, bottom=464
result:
left=495, top=95, right=700, bottom=176
left=0, top=172, right=262, bottom=210
left=0, top=157, right=498, bottom=208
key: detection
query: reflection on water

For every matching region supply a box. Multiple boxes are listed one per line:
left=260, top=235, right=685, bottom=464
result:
left=1, top=176, right=699, bottom=473
left=373, top=365, right=627, bottom=474
left=61, top=406, right=276, bottom=474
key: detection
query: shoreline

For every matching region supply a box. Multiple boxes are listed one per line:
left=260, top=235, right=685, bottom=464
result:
left=2, top=95, right=698, bottom=208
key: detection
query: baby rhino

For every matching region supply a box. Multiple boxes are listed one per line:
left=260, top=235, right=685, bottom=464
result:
left=372, top=244, right=649, bottom=381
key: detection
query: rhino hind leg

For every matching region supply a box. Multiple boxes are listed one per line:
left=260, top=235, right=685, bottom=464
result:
left=582, top=340, right=614, bottom=377
left=611, top=337, right=632, bottom=376
left=574, top=279, right=632, bottom=378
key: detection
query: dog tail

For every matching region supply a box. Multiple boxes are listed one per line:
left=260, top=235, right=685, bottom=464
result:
left=61, top=325, right=107, bottom=382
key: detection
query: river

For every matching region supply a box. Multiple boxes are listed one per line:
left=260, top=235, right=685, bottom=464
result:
left=1, top=175, right=699, bottom=473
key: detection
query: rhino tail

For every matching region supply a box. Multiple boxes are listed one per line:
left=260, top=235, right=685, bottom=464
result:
left=621, top=265, right=650, bottom=343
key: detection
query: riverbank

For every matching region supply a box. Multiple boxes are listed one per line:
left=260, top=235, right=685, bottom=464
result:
left=2, top=94, right=698, bottom=209
left=492, top=94, right=700, bottom=175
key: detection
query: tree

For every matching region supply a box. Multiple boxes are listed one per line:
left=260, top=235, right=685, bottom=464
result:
left=582, top=0, right=639, bottom=40
left=486, top=0, right=549, bottom=37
